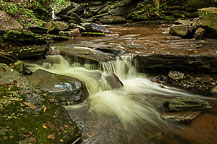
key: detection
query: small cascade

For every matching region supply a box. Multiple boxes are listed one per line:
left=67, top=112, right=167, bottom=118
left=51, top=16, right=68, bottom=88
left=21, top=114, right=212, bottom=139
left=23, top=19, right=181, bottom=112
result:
left=50, top=4, right=57, bottom=20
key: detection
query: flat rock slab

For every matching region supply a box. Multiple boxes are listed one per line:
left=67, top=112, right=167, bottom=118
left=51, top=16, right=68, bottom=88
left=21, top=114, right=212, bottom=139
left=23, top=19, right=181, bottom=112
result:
left=28, top=69, right=89, bottom=105
left=0, top=63, right=81, bottom=144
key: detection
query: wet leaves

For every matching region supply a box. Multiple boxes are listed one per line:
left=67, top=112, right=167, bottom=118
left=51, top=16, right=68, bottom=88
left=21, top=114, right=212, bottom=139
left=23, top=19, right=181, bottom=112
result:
left=47, top=134, right=55, bottom=140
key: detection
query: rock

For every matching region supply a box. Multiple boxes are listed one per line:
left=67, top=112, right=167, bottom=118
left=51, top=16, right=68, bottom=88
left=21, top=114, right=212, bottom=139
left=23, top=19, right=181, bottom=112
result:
left=198, top=7, right=217, bottom=37
left=59, top=28, right=80, bottom=37
left=2, top=29, right=46, bottom=45
left=103, top=73, right=123, bottom=89
left=29, top=26, right=48, bottom=34
left=3, top=45, right=49, bottom=59
left=0, top=11, right=23, bottom=30
left=211, top=86, right=217, bottom=96
left=169, top=25, right=193, bottom=37
left=43, top=21, right=69, bottom=34
left=83, top=23, right=110, bottom=33
left=168, top=71, right=185, bottom=80
left=0, top=63, right=81, bottom=144
left=46, top=35, right=69, bottom=42
left=10, top=60, right=24, bottom=74
left=161, top=111, right=201, bottom=123
left=81, top=32, right=105, bottom=37
left=0, top=51, right=16, bottom=64
left=100, top=15, right=127, bottom=24
left=163, top=97, right=211, bottom=111
left=194, top=27, right=205, bottom=40
left=60, top=13, right=82, bottom=24
left=28, top=69, right=89, bottom=104
left=69, top=23, right=86, bottom=31
left=51, top=1, right=72, bottom=15
left=175, top=19, right=191, bottom=26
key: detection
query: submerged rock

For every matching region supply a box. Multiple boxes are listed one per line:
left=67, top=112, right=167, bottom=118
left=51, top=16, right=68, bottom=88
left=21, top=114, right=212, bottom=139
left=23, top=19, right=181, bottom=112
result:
left=163, top=97, right=211, bottom=111
left=28, top=69, right=89, bottom=104
left=0, top=63, right=81, bottom=144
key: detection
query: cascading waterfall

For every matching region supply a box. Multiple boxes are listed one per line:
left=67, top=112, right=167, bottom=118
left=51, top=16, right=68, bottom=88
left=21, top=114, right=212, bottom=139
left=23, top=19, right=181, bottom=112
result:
left=28, top=55, right=204, bottom=142
left=50, top=4, right=57, bottom=20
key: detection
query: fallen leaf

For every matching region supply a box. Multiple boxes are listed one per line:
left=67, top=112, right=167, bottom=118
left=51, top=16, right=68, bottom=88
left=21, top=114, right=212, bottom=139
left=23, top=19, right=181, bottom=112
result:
left=42, top=123, right=48, bottom=129
left=47, top=134, right=55, bottom=140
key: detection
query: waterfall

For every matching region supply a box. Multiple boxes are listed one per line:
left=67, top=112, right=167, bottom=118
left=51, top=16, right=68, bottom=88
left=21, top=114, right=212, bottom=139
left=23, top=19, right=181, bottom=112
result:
left=28, top=55, right=201, bottom=130
left=50, top=4, right=57, bottom=20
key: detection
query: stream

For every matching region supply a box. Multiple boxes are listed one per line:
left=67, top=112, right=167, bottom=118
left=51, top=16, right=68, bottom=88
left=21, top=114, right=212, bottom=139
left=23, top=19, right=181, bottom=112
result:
left=29, top=24, right=217, bottom=144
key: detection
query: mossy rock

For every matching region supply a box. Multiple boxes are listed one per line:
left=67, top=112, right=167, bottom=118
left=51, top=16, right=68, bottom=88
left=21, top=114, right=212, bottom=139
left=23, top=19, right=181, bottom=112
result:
left=0, top=63, right=81, bottom=144
left=2, top=29, right=46, bottom=45
left=81, top=32, right=105, bottom=37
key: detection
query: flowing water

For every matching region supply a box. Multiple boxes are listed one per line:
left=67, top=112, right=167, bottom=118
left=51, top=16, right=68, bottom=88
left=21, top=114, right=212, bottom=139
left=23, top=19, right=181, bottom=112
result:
left=29, top=24, right=217, bottom=144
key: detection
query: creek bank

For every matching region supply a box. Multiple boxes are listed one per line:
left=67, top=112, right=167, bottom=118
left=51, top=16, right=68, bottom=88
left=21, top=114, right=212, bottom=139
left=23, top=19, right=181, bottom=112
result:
left=0, top=63, right=81, bottom=144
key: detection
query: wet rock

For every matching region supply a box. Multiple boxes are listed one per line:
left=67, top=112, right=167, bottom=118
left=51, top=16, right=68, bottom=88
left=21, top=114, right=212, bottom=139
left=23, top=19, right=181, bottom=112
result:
left=198, top=7, right=217, bottom=37
left=69, top=23, right=85, bottom=31
left=2, top=29, right=46, bottom=45
left=83, top=23, right=110, bottom=33
left=0, top=63, right=81, bottom=144
left=46, top=35, right=69, bottom=42
left=10, top=60, right=24, bottom=74
left=43, top=21, right=69, bottom=34
left=28, top=69, right=89, bottom=104
left=81, top=32, right=105, bottom=37
left=3, top=44, right=49, bottom=59
left=29, top=26, right=48, bottom=34
left=100, top=15, right=127, bottom=24
left=175, top=19, right=191, bottom=26
left=163, top=97, right=211, bottom=111
left=210, top=86, right=217, bottom=96
left=103, top=73, right=123, bottom=89
left=59, top=28, right=80, bottom=37
left=169, top=25, right=193, bottom=37
left=0, top=11, right=23, bottom=30
left=168, top=71, right=185, bottom=80
left=161, top=111, right=201, bottom=123
left=193, top=27, right=205, bottom=40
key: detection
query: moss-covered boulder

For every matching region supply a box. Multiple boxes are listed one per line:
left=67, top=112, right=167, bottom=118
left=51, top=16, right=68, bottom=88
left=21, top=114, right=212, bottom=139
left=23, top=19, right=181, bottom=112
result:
left=0, top=63, right=81, bottom=144
left=2, top=29, right=46, bottom=45
left=198, top=7, right=217, bottom=37
left=169, top=25, right=193, bottom=37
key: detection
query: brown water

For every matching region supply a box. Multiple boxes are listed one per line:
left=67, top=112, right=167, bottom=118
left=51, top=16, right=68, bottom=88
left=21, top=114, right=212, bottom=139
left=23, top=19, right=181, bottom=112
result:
left=47, top=24, right=217, bottom=144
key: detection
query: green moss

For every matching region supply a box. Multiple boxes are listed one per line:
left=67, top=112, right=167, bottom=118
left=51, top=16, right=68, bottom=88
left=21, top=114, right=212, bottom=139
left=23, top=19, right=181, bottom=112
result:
left=81, top=32, right=105, bottom=37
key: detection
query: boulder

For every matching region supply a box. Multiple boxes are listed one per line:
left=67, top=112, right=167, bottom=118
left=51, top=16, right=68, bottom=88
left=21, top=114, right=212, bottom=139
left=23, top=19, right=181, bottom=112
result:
left=43, top=21, right=69, bottom=34
left=198, top=7, right=217, bottom=37
left=0, top=63, right=81, bottom=144
left=194, top=27, right=205, bottom=39
left=163, top=97, right=211, bottom=111
left=2, top=29, right=46, bottom=45
left=100, top=15, right=127, bottom=24
left=83, top=23, right=110, bottom=33
left=175, top=19, right=191, bottom=26
left=210, top=86, right=217, bottom=96
left=103, top=73, right=123, bottom=89
left=28, top=69, right=89, bottom=105
left=59, top=28, right=80, bottom=37
left=169, top=25, right=193, bottom=37
left=0, top=11, right=23, bottom=30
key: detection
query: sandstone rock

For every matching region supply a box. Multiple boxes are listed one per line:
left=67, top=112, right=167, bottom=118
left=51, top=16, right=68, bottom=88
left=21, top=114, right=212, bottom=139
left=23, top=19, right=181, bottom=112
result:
left=84, top=23, right=110, bottom=33
left=2, top=29, right=46, bottom=45
left=211, top=86, right=217, bottom=96
left=100, top=15, right=127, bottom=24
left=163, top=97, right=211, bottom=111
left=161, top=111, right=201, bottom=123
left=28, top=69, right=89, bottom=104
left=43, top=21, right=69, bottom=34
left=169, top=25, right=193, bottom=37
left=194, top=27, right=205, bottom=39
left=168, top=71, right=185, bottom=80
left=0, top=11, right=23, bottom=30
left=198, top=7, right=217, bottom=37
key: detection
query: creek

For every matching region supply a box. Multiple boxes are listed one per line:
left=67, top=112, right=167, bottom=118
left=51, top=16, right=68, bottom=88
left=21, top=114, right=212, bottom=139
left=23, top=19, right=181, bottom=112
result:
left=29, top=24, right=217, bottom=144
